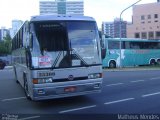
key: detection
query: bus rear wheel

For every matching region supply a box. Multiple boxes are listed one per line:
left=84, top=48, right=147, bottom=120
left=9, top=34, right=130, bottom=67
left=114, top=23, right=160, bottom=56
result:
left=157, top=59, right=160, bottom=65
left=109, top=61, right=116, bottom=68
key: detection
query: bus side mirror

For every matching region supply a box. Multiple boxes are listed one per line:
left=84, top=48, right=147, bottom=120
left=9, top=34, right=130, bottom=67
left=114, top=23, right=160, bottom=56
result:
left=101, top=35, right=106, bottom=59
left=101, top=48, right=106, bottom=59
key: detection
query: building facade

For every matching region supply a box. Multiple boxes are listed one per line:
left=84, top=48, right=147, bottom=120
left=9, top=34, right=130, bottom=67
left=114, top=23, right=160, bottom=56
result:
left=39, top=0, right=84, bottom=15
left=10, top=20, right=23, bottom=38
left=127, top=1, right=160, bottom=39
left=102, top=19, right=127, bottom=38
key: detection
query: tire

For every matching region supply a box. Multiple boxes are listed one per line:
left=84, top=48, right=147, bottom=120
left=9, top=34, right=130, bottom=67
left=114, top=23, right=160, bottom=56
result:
left=24, top=74, right=31, bottom=100
left=0, top=64, right=5, bottom=69
left=109, top=61, right=116, bottom=68
left=13, top=66, right=19, bottom=84
left=157, top=59, right=160, bottom=65
left=150, top=59, right=156, bottom=65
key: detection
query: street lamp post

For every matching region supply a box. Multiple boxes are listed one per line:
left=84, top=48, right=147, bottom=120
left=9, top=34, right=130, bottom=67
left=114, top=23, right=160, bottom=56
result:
left=119, top=0, right=142, bottom=68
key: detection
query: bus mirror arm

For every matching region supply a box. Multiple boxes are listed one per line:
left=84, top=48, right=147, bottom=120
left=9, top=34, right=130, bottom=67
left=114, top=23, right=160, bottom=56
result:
left=101, top=48, right=106, bottom=59
left=29, top=33, right=33, bottom=49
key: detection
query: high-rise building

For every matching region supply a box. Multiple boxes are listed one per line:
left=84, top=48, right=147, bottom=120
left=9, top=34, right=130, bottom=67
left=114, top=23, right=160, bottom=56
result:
left=10, top=20, right=23, bottom=38
left=39, top=0, right=84, bottom=15
left=127, top=2, right=160, bottom=39
left=102, top=19, right=127, bottom=38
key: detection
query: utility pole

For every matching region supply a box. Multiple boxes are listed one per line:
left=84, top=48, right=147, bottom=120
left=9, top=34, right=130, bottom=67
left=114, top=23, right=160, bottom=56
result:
left=119, top=0, right=142, bottom=68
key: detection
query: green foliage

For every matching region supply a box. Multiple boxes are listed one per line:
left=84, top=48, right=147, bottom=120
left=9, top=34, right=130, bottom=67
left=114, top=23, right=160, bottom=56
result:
left=0, top=34, right=12, bottom=55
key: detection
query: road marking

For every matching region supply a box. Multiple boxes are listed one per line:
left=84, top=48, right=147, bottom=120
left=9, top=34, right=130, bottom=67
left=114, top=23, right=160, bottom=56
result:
left=130, top=80, right=145, bottom=83
left=59, top=105, right=96, bottom=114
left=1, top=97, right=26, bottom=102
left=104, top=98, right=135, bottom=105
left=150, top=77, right=160, bottom=80
left=19, top=116, right=40, bottom=120
left=106, top=83, right=124, bottom=87
left=142, top=92, right=160, bottom=98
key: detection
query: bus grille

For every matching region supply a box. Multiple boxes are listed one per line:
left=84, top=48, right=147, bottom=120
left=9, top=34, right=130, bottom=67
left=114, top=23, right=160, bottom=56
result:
left=52, top=76, right=88, bottom=83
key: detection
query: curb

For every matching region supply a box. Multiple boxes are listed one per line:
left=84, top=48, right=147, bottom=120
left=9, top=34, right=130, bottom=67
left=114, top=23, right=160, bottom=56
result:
left=5, top=66, right=13, bottom=69
left=103, top=68, right=160, bottom=72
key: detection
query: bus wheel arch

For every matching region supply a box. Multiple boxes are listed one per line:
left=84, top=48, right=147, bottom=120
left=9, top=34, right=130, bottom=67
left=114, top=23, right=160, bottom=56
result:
left=149, top=59, right=156, bottom=65
left=23, top=72, right=31, bottom=100
left=109, top=60, right=116, bottom=68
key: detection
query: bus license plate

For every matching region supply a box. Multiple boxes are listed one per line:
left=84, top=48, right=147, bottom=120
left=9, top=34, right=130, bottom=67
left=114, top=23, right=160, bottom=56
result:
left=64, top=86, right=76, bottom=92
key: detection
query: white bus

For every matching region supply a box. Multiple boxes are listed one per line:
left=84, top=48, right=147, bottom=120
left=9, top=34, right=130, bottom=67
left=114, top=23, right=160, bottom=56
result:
left=12, top=15, right=103, bottom=101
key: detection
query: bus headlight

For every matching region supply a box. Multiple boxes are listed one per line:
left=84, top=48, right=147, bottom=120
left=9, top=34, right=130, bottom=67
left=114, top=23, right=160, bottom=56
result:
left=88, top=73, right=102, bottom=79
left=33, top=78, right=52, bottom=84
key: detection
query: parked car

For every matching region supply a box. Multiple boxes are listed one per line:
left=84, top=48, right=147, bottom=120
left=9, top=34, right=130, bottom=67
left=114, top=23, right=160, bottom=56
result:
left=0, top=59, right=6, bottom=69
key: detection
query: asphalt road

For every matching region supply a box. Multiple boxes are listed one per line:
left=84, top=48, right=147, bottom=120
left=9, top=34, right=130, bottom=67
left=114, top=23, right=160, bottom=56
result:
left=1, top=67, right=160, bottom=120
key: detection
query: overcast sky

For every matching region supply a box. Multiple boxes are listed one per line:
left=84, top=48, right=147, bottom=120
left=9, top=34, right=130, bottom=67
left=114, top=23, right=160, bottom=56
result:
left=0, top=0, right=157, bottom=28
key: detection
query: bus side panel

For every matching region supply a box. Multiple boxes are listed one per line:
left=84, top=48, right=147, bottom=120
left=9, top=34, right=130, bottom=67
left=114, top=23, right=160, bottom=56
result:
left=122, top=49, right=136, bottom=67
left=13, top=48, right=28, bottom=88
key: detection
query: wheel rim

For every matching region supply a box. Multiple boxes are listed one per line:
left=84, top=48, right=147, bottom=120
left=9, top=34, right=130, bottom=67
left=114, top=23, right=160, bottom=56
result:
left=150, top=60, right=155, bottom=65
left=109, top=61, right=116, bottom=68
left=24, top=78, right=30, bottom=98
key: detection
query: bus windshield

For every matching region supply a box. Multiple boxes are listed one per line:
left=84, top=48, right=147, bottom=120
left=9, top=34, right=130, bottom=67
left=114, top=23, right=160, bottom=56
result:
left=31, top=21, right=101, bottom=69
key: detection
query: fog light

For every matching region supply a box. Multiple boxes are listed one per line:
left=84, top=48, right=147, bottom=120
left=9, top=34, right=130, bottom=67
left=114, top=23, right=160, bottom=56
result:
left=37, top=89, right=45, bottom=94
left=94, top=83, right=100, bottom=89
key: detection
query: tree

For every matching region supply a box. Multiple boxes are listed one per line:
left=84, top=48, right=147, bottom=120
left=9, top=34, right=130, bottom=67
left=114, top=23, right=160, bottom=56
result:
left=0, top=33, right=12, bottom=55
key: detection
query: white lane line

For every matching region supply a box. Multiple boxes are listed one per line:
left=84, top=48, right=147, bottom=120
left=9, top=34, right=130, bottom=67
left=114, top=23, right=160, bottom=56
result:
left=142, top=92, right=160, bottom=98
left=1, top=97, right=26, bottom=102
left=106, top=83, right=124, bottom=87
left=130, top=80, right=145, bottom=83
left=19, top=116, right=40, bottom=120
left=150, top=77, right=160, bottom=80
left=59, top=105, right=96, bottom=114
left=104, top=98, right=135, bottom=105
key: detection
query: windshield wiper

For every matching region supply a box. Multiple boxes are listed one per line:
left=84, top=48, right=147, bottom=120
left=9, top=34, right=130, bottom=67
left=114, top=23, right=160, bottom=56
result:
left=51, top=51, right=62, bottom=68
left=71, top=49, right=89, bottom=67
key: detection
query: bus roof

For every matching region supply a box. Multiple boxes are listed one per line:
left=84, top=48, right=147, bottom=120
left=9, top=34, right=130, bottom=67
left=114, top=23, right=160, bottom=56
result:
left=105, top=38, right=160, bottom=42
left=30, top=15, right=96, bottom=22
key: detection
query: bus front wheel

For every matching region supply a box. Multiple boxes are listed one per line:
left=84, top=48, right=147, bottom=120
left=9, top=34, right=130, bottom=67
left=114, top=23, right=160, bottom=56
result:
left=24, top=74, right=31, bottom=100
left=13, top=66, right=19, bottom=84
left=109, top=61, right=116, bottom=68
left=150, top=59, right=156, bottom=66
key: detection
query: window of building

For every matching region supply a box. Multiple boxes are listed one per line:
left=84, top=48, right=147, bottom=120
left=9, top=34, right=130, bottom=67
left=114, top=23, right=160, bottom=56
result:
left=141, top=21, right=145, bottom=24
left=148, top=21, right=151, bottom=23
left=154, top=14, right=158, bottom=19
left=148, top=32, right=154, bottom=39
left=141, top=15, right=145, bottom=20
left=155, top=20, right=158, bottom=22
left=141, top=32, right=147, bottom=39
left=135, top=33, right=140, bottom=38
left=156, top=31, right=160, bottom=38
left=148, top=15, right=151, bottom=19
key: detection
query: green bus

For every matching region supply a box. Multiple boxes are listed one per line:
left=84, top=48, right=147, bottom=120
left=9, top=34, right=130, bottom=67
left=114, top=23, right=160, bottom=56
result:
left=102, top=38, right=160, bottom=68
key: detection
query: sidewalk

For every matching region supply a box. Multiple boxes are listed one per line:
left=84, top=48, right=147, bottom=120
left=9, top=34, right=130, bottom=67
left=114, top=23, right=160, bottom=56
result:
left=103, top=66, right=160, bottom=72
